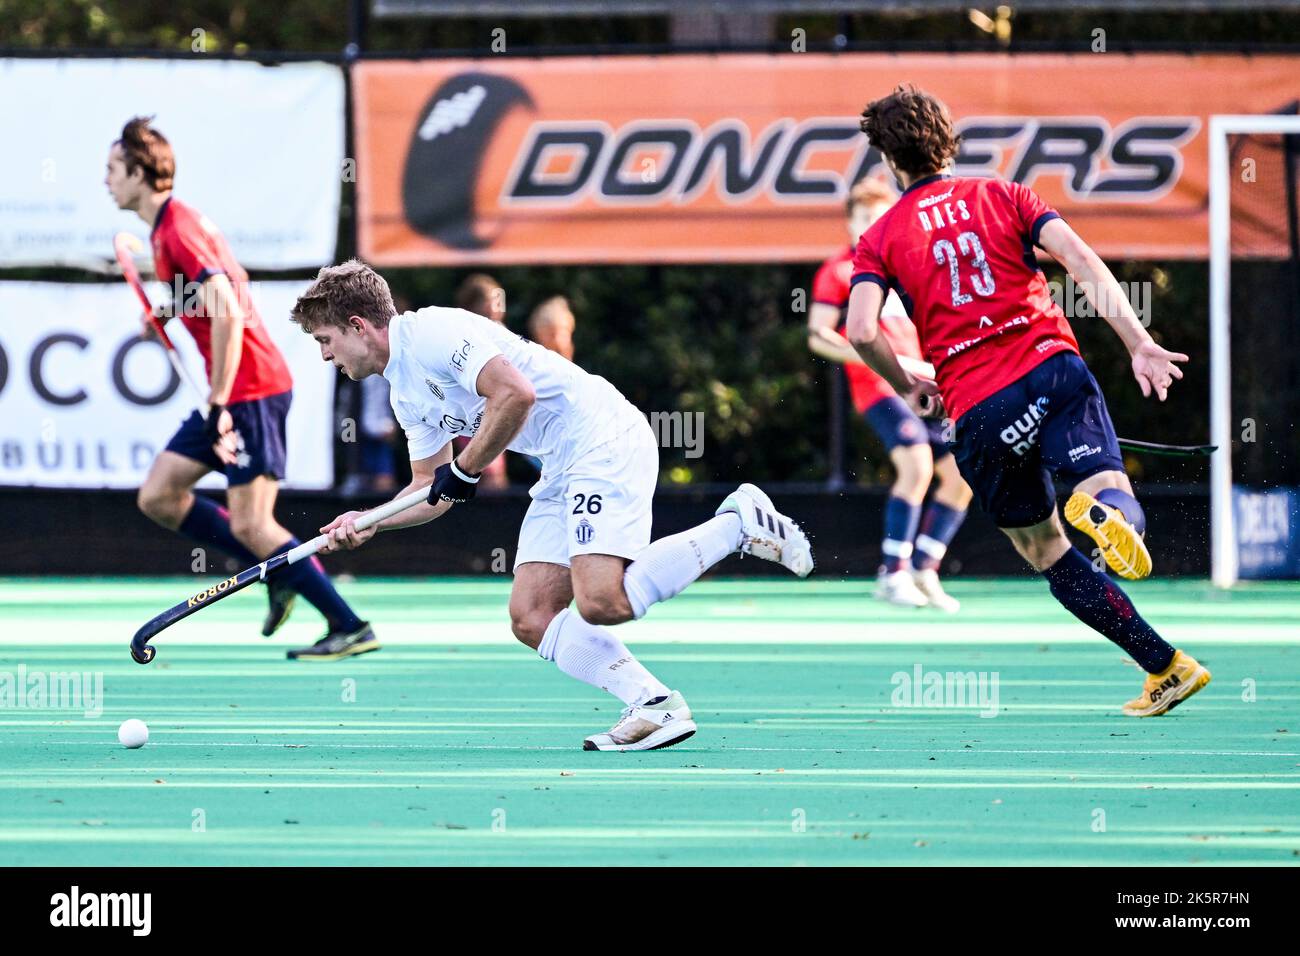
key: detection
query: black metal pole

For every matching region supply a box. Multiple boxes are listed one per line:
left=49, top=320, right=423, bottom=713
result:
left=347, top=0, right=368, bottom=60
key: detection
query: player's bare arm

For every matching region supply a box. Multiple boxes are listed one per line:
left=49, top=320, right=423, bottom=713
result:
left=1038, top=218, right=1188, bottom=401
left=455, top=355, right=537, bottom=475
left=806, top=302, right=866, bottom=366
left=204, top=273, right=244, bottom=406
left=202, top=273, right=246, bottom=464
left=423, top=355, right=536, bottom=506
left=846, top=281, right=941, bottom=414
left=319, top=443, right=454, bottom=553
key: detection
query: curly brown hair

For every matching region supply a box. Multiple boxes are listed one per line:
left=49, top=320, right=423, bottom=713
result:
left=859, top=84, right=961, bottom=179
left=291, top=259, right=396, bottom=332
left=116, top=116, right=175, bottom=191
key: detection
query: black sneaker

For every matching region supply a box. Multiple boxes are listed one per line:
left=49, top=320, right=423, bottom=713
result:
left=286, top=622, right=380, bottom=661
left=262, top=580, right=297, bottom=637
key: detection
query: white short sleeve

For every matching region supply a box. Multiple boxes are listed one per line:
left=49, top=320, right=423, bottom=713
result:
left=412, top=308, right=503, bottom=396
left=390, top=395, right=446, bottom=462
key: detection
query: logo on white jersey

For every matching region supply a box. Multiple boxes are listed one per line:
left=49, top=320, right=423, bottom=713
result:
left=450, top=339, right=473, bottom=372
left=575, top=519, right=595, bottom=545
left=425, top=377, right=444, bottom=400
left=437, top=411, right=482, bottom=435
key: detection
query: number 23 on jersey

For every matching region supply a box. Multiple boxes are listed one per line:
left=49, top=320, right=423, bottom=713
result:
left=933, top=231, right=996, bottom=307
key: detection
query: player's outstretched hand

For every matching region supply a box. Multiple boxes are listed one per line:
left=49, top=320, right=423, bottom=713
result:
left=1131, top=341, right=1188, bottom=401
left=319, top=511, right=376, bottom=553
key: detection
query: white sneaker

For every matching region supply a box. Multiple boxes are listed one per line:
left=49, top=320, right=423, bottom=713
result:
left=913, top=568, right=961, bottom=613
left=875, top=569, right=929, bottom=608
left=582, top=691, right=697, bottom=752
left=715, top=483, right=814, bottom=577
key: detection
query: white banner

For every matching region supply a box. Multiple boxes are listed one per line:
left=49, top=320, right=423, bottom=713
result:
left=0, top=281, right=335, bottom=489
left=0, top=58, right=343, bottom=269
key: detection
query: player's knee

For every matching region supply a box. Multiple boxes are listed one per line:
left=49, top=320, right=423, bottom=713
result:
left=574, top=590, right=633, bottom=627
left=893, top=453, right=932, bottom=500
left=934, top=464, right=973, bottom=507
left=952, top=482, right=974, bottom=508
left=1015, top=533, right=1069, bottom=571
left=137, top=484, right=182, bottom=526
left=135, top=485, right=159, bottom=518
left=228, top=514, right=260, bottom=548
left=509, top=604, right=558, bottom=650
left=1076, top=468, right=1132, bottom=498
left=509, top=611, right=542, bottom=649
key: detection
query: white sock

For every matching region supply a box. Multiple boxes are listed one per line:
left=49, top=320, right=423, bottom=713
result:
left=622, top=513, right=742, bottom=619
left=537, top=608, right=670, bottom=706
left=914, top=534, right=947, bottom=565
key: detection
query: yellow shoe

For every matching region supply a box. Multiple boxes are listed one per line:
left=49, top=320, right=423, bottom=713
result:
left=1064, top=491, right=1153, bottom=580
left=1122, top=650, right=1211, bottom=717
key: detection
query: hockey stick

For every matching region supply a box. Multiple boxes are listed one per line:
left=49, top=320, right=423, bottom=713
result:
left=1116, top=438, right=1217, bottom=457
left=129, top=487, right=431, bottom=664
left=897, top=357, right=1215, bottom=457
left=112, top=232, right=209, bottom=415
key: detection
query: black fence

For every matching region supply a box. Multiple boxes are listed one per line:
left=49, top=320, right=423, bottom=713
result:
left=1, top=483, right=1212, bottom=577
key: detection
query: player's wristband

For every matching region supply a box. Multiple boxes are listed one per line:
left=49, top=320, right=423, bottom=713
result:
left=203, top=404, right=227, bottom=443
left=428, top=459, right=480, bottom=505
left=450, top=458, right=481, bottom=483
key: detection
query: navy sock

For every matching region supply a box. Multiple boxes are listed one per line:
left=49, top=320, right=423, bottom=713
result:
left=1096, top=487, right=1146, bottom=535
left=274, top=538, right=364, bottom=632
left=1041, top=547, right=1175, bottom=672
left=915, top=501, right=967, bottom=572
left=882, top=495, right=921, bottom=573
left=177, top=496, right=259, bottom=566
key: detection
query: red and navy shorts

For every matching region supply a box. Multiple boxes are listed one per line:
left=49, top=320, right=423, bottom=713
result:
left=165, top=389, right=292, bottom=487
left=951, top=353, right=1124, bottom=528
left=864, top=395, right=952, bottom=459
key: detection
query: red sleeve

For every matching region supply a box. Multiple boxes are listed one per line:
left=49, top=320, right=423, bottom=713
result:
left=1006, top=181, right=1062, bottom=247
left=850, top=223, right=889, bottom=292
left=151, top=242, right=174, bottom=291
left=161, top=213, right=225, bottom=284
left=811, top=257, right=848, bottom=307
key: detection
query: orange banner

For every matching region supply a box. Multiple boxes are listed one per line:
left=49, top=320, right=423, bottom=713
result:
left=353, top=54, right=1298, bottom=265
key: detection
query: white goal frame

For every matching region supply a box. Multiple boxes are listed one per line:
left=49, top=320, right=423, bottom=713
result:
left=1208, top=114, right=1300, bottom=587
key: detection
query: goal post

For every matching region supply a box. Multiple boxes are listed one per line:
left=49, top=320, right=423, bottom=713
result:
left=1208, top=114, right=1300, bottom=587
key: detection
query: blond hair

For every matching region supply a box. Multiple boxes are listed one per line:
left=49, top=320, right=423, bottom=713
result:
left=291, top=259, right=396, bottom=332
